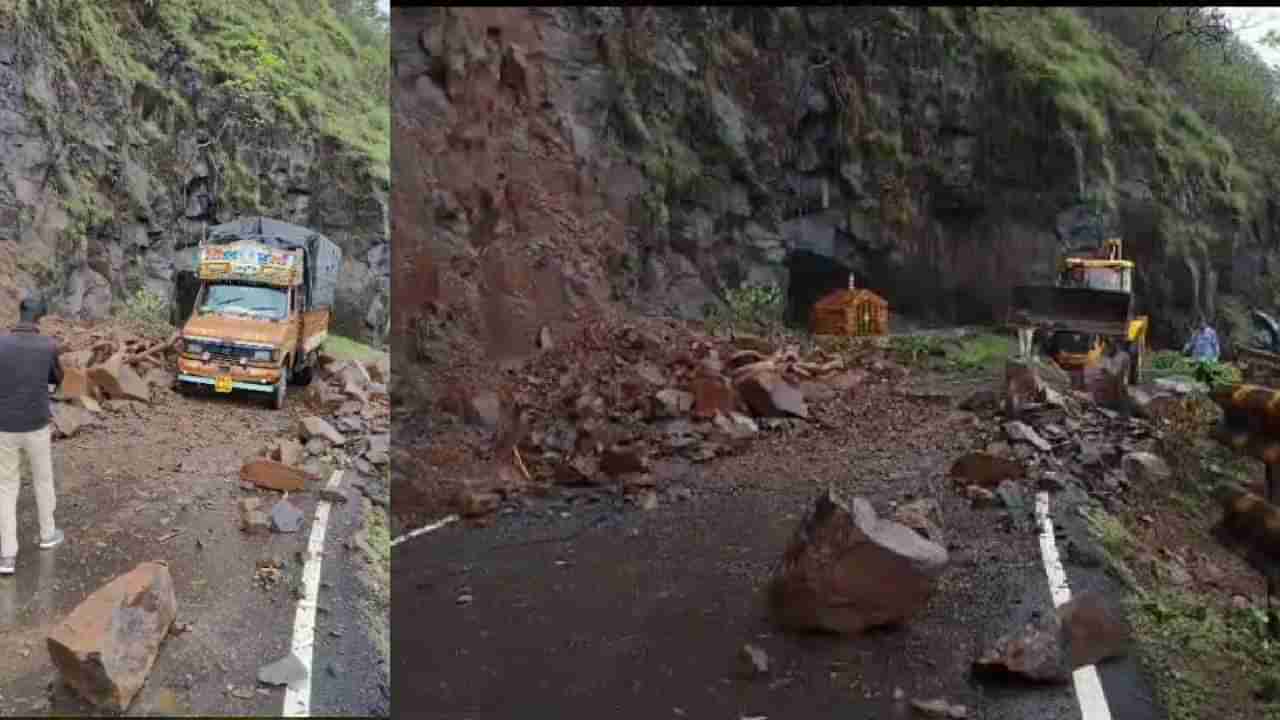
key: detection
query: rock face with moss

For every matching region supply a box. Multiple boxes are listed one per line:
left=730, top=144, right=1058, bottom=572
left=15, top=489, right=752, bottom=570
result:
left=399, top=6, right=1280, bottom=367
left=0, top=2, right=389, bottom=341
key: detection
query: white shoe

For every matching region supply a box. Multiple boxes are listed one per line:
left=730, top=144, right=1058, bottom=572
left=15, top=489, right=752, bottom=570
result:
left=38, top=529, right=63, bottom=550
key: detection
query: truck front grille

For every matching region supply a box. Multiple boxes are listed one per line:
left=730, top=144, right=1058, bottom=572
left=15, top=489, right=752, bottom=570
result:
left=205, top=342, right=259, bottom=362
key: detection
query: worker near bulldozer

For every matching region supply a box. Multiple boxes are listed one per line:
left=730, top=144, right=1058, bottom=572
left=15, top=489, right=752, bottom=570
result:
left=1183, top=316, right=1220, bottom=363
left=0, top=295, right=65, bottom=576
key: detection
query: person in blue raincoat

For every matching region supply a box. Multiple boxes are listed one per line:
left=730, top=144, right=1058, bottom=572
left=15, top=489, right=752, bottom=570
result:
left=1183, top=316, right=1220, bottom=362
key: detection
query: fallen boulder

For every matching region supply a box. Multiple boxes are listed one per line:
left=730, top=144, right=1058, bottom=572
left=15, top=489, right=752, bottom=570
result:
left=769, top=489, right=948, bottom=634
left=975, top=592, right=1129, bottom=684
left=239, top=498, right=270, bottom=535
left=1004, top=421, right=1052, bottom=452
left=273, top=439, right=305, bottom=468
left=270, top=499, right=305, bottom=533
left=601, top=441, right=649, bottom=477
left=1004, top=357, right=1041, bottom=417
left=299, top=416, right=345, bottom=445
left=1121, top=452, right=1171, bottom=486
left=1058, top=592, right=1130, bottom=668
left=51, top=403, right=96, bottom=439
left=47, top=562, right=178, bottom=712
left=60, top=367, right=92, bottom=399
left=949, top=452, right=1024, bottom=488
left=653, top=388, right=694, bottom=418
left=88, top=354, right=150, bottom=404
left=974, top=621, right=1069, bottom=683
left=241, top=459, right=312, bottom=492
left=736, top=369, right=809, bottom=419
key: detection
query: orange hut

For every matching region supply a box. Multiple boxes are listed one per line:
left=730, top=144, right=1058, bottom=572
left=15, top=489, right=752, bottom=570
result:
left=810, top=275, right=888, bottom=337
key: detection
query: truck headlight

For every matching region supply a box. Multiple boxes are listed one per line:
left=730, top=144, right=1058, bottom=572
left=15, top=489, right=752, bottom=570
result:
left=253, top=349, right=274, bottom=362
left=184, top=341, right=204, bottom=355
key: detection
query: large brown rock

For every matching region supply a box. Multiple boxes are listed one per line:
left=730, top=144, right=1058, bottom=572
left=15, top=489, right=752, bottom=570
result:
left=736, top=369, right=809, bottom=419
left=974, top=621, right=1069, bottom=683
left=769, top=489, right=948, bottom=634
left=1004, top=357, right=1040, bottom=417
left=88, top=354, right=150, bottom=404
left=241, top=459, right=312, bottom=492
left=60, top=367, right=92, bottom=400
left=949, top=452, right=1024, bottom=488
left=299, top=416, right=345, bottom=445
left=47, top=562, right=178, bottom=712
left=690, top=374, right=737, bottom=419
left=1084, top=352, right=1129, bottom=408
left=1058, top=592, right=1130, bottom=668
left=975, top=592, right=1129, bottom=684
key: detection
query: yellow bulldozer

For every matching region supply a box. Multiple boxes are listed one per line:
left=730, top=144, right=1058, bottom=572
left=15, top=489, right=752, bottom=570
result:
left=1009, top=238, right=1149, bottom=385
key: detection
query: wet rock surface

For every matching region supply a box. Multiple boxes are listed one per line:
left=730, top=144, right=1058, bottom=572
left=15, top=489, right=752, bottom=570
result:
left=46, top=562, right=178, bottom=712
left=769, top=490, right=949, bottom=634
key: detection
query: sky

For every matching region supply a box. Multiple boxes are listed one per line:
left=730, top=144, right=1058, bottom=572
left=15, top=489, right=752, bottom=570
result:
left=377, top=0, right=389, bottom=14
left=1223, top=6, right=1280, bottom=66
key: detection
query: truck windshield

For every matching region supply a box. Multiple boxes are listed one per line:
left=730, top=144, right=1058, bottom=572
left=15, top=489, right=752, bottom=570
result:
left=199, top=283, right=287, bottom=321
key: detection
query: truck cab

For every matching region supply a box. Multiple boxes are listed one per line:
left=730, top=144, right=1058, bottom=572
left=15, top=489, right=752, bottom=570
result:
left=174, top=217, right=341, bottom=410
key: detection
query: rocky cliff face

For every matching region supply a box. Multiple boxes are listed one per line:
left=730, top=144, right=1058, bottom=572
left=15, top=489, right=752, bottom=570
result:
left=0, top=6, right=389, bottom=341
left=395, top=6, right=1278, bottom=375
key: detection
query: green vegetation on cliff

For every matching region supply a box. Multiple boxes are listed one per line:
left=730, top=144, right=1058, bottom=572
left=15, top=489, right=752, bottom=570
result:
left=26, top=0, right=389, bottom=178
left=970, top=7, right=1255, bottom=215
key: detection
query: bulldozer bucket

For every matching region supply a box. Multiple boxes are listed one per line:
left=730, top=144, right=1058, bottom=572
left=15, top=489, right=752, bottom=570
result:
left=1008, top=285, right=1134, bottom=336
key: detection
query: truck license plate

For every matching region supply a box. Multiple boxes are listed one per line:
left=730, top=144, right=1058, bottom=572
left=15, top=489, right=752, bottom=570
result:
left=215, top=376, right=233, bottom=393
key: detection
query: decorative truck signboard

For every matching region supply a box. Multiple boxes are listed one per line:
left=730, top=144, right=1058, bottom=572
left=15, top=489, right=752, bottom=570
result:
left=198, top=241, right=302, bottom=287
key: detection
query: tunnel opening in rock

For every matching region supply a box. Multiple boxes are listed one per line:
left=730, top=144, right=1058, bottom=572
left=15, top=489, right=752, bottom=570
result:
left=785, top=251, right=855, bottom=328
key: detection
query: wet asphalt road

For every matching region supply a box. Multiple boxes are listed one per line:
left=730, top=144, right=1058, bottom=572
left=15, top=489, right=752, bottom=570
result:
left=0, top=389, right=387, bottom=717
left=393, top=376, right=1163, bottom=720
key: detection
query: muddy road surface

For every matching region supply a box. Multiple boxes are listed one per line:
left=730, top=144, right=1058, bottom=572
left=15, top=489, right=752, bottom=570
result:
left=0, top=381, right=389, bottom=717
left=394, top=368, right=1160, bottom=719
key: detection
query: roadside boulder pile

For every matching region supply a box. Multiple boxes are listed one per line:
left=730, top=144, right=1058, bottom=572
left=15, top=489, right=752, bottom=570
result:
left=445, top=321, right=900, bottom=518
left=44, top=321, right=178, bottom=440
left=239, top=349, right=391, bottom=528
left=950, top=356, right=1186, bottom=516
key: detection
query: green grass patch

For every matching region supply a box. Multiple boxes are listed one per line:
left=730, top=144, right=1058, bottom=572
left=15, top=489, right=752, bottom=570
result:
left=323, top=334, right=385, bottom=363
left=1130, top=587, right=1280, bottom=720
left=1147, top=350, right=1241, bottom=388
left=1084, top=507, right=1140, bottom=589
left=889, top=331, right=1012, bottom=375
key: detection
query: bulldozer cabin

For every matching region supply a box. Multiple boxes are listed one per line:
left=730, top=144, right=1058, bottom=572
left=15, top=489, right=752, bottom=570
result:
left=1010, top=238, right=1148, bottom=385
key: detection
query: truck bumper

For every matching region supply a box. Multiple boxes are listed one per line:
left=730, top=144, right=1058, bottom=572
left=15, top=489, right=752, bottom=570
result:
left=177, top=374, right=275, bottom=393
left=176, top=357, right=282, bottom=393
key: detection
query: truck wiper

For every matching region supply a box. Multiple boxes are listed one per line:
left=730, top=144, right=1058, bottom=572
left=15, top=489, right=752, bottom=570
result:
left=207, top=296, right=246, bottom=307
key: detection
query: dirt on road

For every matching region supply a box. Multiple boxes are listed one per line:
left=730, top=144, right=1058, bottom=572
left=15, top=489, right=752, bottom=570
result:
left=0, top=319, right=390, bottom=717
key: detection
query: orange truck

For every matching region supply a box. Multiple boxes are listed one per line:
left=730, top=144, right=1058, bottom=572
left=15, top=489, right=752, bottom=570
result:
left=173, top=217, right=342, bottom=409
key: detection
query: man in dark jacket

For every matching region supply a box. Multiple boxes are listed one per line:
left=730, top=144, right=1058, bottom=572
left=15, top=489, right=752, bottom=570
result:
left=0, top=296, right=64, bottom=576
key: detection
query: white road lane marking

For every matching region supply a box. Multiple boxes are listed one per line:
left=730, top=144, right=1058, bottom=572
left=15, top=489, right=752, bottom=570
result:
left=1035, top=492, right=1114, bottom=720
left=390, top=514, right=459, bottom=548
left=283, top=470, right=344, bottom=717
